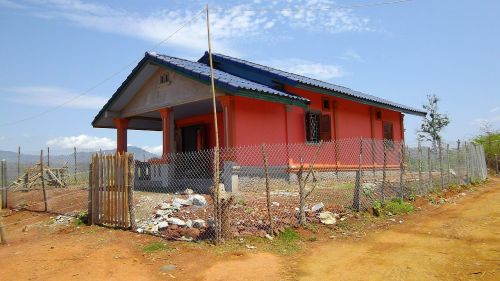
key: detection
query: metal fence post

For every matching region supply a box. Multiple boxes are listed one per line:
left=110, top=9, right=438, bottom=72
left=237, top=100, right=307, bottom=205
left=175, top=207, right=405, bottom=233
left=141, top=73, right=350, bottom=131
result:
left=446, top=143, right=451, bottom=185
left=382, top=140, right=387, bottom=201
left=464, top=142, right=470, bottom=184
left=398, top=143, right=404, bottom=198
left=428, top=147, right=433, bottom=190
left=495, top=154, right=499, bottom=176
left=47, top=147, right=50, bottom=167
left=438, top=140, right=444, bottom=190
left=418, top=141, right=423, bottom=194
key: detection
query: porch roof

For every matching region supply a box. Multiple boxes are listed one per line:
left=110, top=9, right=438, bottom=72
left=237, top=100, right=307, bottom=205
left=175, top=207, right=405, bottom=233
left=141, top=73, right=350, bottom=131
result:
left=198, top=52, right=427, bottom=117
left=92, top=52, right=310, bottom=129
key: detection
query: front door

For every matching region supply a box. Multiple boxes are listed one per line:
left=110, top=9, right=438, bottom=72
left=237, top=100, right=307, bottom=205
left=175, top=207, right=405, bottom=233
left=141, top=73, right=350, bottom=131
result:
left=181, top=125, right=206, bottom=152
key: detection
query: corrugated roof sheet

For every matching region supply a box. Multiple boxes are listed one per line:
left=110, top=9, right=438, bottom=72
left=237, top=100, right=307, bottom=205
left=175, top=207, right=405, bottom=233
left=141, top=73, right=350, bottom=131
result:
left=199, top=52, right=426, bottom=116
left=147, top=52, right=309, bottom=103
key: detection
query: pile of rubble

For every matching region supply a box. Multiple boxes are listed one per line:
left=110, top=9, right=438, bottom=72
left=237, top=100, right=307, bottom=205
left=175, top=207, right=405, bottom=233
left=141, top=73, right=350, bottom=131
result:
left=136, top=190, right=210, bottom=240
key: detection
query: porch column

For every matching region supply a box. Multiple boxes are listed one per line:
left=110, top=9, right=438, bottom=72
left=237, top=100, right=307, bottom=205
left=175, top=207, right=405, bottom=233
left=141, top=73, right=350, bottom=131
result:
left=218, top=96, right=234, bottom=147
left=114, top=118, right=128, bottom=153
left=159, top=108, right=172, bottom=155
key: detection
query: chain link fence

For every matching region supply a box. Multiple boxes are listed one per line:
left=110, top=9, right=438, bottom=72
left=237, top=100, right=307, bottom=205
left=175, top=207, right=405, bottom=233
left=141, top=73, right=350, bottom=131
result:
left=0, top=139, right=488, bottom=242
left=1, top=147, right=94, bottom=215
left=129, top=138, right=488, bottom=242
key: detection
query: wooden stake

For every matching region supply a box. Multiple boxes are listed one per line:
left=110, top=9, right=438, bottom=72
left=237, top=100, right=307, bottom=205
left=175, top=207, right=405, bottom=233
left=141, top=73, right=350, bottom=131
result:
left=261, top=144, right=274, bottom=235
left=40, top=150, right=47, bottom=212
left=206, top=4, right=222, bottom=244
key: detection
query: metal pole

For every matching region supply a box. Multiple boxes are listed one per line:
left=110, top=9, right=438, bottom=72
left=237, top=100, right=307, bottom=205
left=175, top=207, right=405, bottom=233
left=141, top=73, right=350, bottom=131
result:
left=353, top=138, right=363, bottom=211
left=446, top=143, right=451, bottom=185
left=398, top=143, right=404, bottom=198
left=382, top=140, right=387, bottom=201
left=464, top=142, right=470, bottom=184
left=47, top=147, right=50, bottom=167
left=40, top=150, right=47, bottom=212
left=495, top=154, right=499, bottom=176
left=206, top=5, right=221, bottom=244
left=438, top=139, right=444, bottom=190
left=428, top=147, right=432, bottom=190
left=418, top=140, right=423, bottom=194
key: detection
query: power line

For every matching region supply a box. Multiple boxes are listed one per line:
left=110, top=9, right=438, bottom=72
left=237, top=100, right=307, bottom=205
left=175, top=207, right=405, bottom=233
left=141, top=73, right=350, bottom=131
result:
left=0, top=8, right=206, bottom=128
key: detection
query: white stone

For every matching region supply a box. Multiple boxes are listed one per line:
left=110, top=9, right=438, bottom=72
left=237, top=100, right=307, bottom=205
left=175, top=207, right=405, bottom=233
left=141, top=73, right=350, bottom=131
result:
left=271, top=202, right=280, bottom=207
left=185, top=219, right=193, bottom=228
left=318, top=212, right=336, bottom=225
left=183, top=188, right=194, bottom=195
left=189, top=194, right=207, bottom=206
left=159, top=202, right=171, bottom=210
left=172, top=197, right=191, bottom=206
left=158, top=221, right=169, bottom=230
left=167, top=217, right=186, bottom=226
left=265, top=234, right=274, bottom=240
left=136, top=228, right=144, bottom=233
left=311, top=202, right=324, bottom=212
left=192, top=219, right=206, bottom=228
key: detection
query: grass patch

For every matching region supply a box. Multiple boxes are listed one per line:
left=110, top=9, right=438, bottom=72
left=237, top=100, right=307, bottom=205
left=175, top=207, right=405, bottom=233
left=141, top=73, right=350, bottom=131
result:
left=372, top=198, right=414, bottom=216
left=143, top=242, right=168, bottom=253
left=75, top=211, right=88, bottom=226
left=384, top=198, right=415, bottom=215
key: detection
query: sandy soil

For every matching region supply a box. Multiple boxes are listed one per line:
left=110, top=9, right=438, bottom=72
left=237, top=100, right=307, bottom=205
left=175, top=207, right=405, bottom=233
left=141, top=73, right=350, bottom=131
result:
left=0, top=177, right=498, bottom=281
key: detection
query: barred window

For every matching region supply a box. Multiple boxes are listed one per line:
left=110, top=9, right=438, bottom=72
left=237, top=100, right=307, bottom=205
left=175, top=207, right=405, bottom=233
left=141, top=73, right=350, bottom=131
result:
left=305, top=111, right=321, bottom=143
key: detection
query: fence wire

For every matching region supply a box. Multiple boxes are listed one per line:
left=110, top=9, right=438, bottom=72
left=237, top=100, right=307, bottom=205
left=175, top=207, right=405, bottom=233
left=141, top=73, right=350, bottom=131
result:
left=129, top=138, right=488, bottom=242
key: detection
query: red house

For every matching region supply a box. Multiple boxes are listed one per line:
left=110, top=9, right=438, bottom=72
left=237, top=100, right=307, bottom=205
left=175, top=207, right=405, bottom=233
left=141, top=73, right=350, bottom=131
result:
left=92, top=52, right=425, bottom=187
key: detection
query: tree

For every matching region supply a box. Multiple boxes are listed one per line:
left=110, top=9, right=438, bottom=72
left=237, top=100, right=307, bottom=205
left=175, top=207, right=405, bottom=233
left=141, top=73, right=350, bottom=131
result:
left=418, top=94, right=450, bottom=150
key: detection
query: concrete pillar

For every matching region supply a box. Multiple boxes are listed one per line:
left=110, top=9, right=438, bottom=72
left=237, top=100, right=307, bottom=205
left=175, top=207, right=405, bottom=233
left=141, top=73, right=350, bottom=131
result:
left=114, top=118, right=128, bottom=153
left=217, top=96, right=234, bottom=148
left=159, top=108, right=172, bottom=156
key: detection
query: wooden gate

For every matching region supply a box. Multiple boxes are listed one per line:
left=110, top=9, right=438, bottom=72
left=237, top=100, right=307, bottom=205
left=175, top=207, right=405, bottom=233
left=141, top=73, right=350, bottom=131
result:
left=89, top=153, right=134, bottom=228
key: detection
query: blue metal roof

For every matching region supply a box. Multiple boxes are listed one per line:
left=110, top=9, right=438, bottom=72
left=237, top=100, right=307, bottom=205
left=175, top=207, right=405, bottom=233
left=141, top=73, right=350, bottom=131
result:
left=198, top=52, right=426, bottom=116
left=146, top=52, right=309, bottom=103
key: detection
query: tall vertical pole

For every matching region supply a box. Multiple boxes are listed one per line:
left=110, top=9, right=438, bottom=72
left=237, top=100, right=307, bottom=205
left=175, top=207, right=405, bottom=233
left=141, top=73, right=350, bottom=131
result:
left=206, top=5, right=221, bottom=244
left=74, top=146, right=77, bottom=184
left=40, top=150, right=47, bottom=212
left=418, top=140, right=422, bottom=194
left=17, top=146, right=21, bottom=179
left=47, top=147, right=50, bottom=167
left=1, top=160, right=7, bottom=209
left=428, top=147, right=433, bottom=190
left=446, top=143, right=451, bottom=185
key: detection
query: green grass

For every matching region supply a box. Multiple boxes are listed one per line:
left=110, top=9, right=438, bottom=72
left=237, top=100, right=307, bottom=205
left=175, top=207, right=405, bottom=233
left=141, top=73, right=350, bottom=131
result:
left=143, top=242, right=169, bottom=253
left=383, top=198, right=415, bottom=215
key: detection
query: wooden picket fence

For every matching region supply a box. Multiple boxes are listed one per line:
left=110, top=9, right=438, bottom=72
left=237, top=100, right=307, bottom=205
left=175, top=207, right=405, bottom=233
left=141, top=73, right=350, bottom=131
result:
left=88, top=153, right=134, bottom=228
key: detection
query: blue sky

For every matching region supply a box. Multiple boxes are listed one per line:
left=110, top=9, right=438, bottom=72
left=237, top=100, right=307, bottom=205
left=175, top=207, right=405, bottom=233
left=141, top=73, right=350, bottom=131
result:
left=0, top=0, right=499, bottom=154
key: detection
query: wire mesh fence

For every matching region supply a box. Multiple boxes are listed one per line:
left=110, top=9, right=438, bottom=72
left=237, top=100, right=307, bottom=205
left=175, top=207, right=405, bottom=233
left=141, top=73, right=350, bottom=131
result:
left=0, top=138, right=488, bottom=243
left=129, top=138, right=488, bottom=242
left=1, top=147, right=94, bottom=215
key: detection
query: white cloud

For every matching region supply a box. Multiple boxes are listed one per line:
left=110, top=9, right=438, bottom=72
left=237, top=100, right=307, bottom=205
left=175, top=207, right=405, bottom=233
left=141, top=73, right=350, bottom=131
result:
left=2, top=86, right=107, bottom=109
left=4, top=0, right=372, bottom=54
left=47, top=134, right=116, bottom=150
left=490, top=107, right=499, bottom=113
left=473, top=116, right=500, bottom=127
left=341, top=50, right=363, bottom=62
left=266, top=58, right=343, bottom=80
left=142, top=145, right=163, bottom=155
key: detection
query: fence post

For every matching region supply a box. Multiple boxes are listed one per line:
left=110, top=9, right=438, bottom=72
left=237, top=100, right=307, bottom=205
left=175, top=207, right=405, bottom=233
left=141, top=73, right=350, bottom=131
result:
left=446, top=144, right=451, bottom=185
left=418, top=141, right=423, bottom=194
left=428, top=147, right=433, bottom=190
left=17, top=146, right=21, bottom=179
left=353, top=138, right=363, bottom=211
left=1, top=160, right=7, bottom=209
left=438, top=140, right=444, bottom=190
left=398, top=143, right=404, bottom=198
left=382, top=140, right=387, bottom=201
left=47, top=147, right=50, bottom=167
left=464, top=142, right=470, bottom=184
left=126, top=154, right=137, bottom=230
left=74, top=147, right=77, bottom=184
left=495, top=154, right=499, bottom=176
left=40, top=150, right=48, bottom=212
left=261, top=144, right=274, bottom=235
left=87, top=163, right=93, bottom=226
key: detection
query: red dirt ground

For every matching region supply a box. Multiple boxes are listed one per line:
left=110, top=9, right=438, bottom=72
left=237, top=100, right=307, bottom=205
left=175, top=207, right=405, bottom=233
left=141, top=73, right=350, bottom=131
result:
left=0, top=177, right=499, bottom=280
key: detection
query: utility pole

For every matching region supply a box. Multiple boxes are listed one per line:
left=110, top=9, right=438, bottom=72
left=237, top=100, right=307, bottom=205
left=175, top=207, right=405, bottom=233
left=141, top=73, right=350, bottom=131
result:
left=206, top=4, right=221, bottom=244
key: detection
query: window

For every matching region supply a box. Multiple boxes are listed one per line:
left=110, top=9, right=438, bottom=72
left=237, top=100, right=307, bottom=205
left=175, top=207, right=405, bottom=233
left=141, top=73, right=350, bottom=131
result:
left=305, top=111, right=321, bottom=143
left=322, top=99, right=330, bottom=110
left=375, top=110, right=382, bottom=120
left=159, top=73, right=170, bottom=85
left=320, top=114, right=332, bottom=141
left=383, top=121, right=394, bottom=148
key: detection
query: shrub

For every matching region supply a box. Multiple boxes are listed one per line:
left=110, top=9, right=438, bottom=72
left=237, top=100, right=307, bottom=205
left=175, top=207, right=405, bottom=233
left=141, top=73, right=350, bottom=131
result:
left=384, top=198, right=415, bottom=215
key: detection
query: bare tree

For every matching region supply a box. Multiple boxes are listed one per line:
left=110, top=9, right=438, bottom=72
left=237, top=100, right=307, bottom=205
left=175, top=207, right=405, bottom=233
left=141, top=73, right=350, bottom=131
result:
left=418, top=94, right=450, bottom=150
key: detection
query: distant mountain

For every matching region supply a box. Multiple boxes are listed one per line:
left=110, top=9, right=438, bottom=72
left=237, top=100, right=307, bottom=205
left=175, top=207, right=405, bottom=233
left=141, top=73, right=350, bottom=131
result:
left=0, top=146, right=160, bottom=165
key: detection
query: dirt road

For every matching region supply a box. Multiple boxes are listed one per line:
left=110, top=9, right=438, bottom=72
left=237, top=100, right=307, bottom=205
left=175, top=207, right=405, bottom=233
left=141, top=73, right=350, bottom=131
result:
left=0, top=178, right=498, bottom=280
